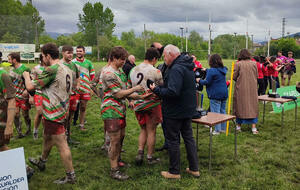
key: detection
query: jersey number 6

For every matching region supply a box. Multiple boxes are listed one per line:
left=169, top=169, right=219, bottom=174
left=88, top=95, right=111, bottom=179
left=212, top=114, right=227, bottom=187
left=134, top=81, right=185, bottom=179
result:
left=66, top=74, right=71, bottom=93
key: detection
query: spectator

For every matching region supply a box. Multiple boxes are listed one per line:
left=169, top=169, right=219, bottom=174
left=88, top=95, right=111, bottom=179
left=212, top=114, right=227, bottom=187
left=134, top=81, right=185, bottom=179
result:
left=122, top=55, right=136, bottom=78
left=197, top=54, right=228, bottom=135
left=150, top=44, right=199, bottom=179
left=233, top=49, right=259, bottom=134
left=277, top=51, right=287, bottom=86
left=285, top=51, right=296, bottom=86
left=254, top=56, right=265, bottom=95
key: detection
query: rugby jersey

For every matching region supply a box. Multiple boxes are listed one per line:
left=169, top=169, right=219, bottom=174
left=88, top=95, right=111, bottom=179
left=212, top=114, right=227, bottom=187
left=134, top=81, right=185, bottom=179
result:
left=9, top=64, right=31, bottom=100
left=72, top=58, right=95, bottom=94
left=100, top=65, right=127, bottom=119
left=128, top=62, right=163, bottom=112
left=33, top=63, right=73, bottom=123
left=0, top=68, right=16, bottom=128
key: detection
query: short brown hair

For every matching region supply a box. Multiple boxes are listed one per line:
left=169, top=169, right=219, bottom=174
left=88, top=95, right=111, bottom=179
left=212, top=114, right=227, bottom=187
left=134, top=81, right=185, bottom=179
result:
left=288, top=51, right=293, bottom=55
left=237, top=49, right=251, bottom=61
left=41, top=43, right=59, bottom=59
left=109, top=46, right=128, bottom=61
left=145, top=47, right=160, bottom=61
left=62, top=45, right=73, bottom=52
left=8, top=52, right=20, bottom=62
left=209, top=54, right=224, bottom=68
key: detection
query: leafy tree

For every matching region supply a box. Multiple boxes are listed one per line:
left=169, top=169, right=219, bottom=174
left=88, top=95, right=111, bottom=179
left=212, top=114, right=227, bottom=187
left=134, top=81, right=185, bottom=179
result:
left=77, top=2, right=115, bottom=46
left=0, top=32, right=20, bottom=43
left=0, top=0, right=45, bottom=44
left=56, top=35, right=75, bottom=46
left=39, top=34, right=55, bottom=44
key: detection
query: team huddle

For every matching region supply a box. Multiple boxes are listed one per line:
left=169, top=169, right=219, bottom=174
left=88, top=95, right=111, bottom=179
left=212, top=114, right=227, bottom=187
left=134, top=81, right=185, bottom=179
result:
left=0, top=43, right=191, bottom=183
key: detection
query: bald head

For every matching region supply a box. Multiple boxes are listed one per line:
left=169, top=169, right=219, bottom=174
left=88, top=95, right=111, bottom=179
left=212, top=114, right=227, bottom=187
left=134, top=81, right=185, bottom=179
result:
left=128, top=55, right=135, bottom=64
left=163, top=45, right=180, bottom=66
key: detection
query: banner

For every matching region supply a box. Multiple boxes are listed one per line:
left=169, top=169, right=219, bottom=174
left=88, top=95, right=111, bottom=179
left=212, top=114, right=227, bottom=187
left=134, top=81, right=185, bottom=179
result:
left=270, top=85, right=300, bottom=113
left=0, top=147, right=29, bottom=190
left=0, top=43, right=35, bottom=53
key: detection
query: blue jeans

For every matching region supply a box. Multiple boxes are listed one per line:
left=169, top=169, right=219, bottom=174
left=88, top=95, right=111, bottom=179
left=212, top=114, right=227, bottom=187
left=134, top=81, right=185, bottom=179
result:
left=209, top=99, right=227, bottom=132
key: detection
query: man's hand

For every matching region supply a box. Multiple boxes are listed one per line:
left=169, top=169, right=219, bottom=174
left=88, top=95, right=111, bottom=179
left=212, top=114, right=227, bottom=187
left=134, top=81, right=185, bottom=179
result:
left=4, top=126, right=13, bottom=140
left=23, top=71, right=30, bottom=79
left=133, top=85, right=144, bottom=92
left=149, top=83, right=156, bottom=91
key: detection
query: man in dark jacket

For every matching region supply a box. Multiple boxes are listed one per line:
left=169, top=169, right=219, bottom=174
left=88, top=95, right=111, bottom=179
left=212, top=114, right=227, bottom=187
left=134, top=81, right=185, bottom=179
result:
left=150, top=44, right=199, bottom=179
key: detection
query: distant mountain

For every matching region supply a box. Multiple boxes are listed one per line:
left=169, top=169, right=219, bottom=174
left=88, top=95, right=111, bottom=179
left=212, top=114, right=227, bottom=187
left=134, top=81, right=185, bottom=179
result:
left=258, top=32, right=300, bottom=45
left=47, top=32, right=71, bottom=39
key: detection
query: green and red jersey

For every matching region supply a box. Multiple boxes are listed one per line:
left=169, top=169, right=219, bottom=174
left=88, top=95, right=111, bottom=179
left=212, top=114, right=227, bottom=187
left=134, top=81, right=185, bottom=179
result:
left=0, top=68, right=16, bottom=128
left=9, top=64, right=31, bottom=100
left=128, top=62, right=163, bottom=112
left=33, top=63, right=73, bottom=123
left=100, top=65, right=127, bottom=120
left=72, top=58, right=95, bottom=94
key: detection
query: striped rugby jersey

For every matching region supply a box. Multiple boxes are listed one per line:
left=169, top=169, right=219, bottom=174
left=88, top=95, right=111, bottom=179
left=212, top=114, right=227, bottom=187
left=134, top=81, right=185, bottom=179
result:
left=9, top=64, right=31, bottom=100
left=61, top=60, right=79, bottom=94
left=33, top=63, right=73, bottom=123
left=100, top=65, right=127, bottom=119
left=128, top=62, right=163, bottom=112
left=72, top=58, right=95, bottom=94
left=31, top=64, right=44, bottom=95
left=0, top=68, right=16, bottom=128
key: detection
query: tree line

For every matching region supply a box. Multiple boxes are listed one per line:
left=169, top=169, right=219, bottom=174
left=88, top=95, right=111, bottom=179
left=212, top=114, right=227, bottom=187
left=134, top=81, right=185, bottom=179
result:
left=1, top=1, right=299, bottom=61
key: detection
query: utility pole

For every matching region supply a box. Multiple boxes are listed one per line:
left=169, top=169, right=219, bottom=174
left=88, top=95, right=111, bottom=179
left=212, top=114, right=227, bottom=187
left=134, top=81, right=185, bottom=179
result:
left=95, top=20, right=100, bottom=62
left=208, top=12, right=212, bottom=58
left=32, top=13, right=39, bottom=52
left=246, top=19, right=248, bottom=49
left=251, top=34, right=254, bottom=53
left=234, top=32, right=237, bottom=60
left=267, top=29, right=271, bottom=57
left=180, top=27, right=184, bottom=52
left=185, top=17, right=188, bottom=52
left=282, top=18, right=286, bottom=38
left=144, top=24, right=147, bottom=53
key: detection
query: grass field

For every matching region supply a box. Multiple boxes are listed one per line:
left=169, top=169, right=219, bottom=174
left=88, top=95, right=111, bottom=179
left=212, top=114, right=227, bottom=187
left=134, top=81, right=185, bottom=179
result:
left=5, top=59, right=300, bottom=190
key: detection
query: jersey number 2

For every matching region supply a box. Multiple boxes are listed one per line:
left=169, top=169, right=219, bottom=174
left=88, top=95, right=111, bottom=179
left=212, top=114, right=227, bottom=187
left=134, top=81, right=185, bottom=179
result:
left=137, top=73, right=144, bottom=85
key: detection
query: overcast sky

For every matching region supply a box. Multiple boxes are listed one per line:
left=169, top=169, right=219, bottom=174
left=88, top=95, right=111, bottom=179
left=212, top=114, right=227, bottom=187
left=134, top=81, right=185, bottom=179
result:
left=22, top=0, right=300, bottom=42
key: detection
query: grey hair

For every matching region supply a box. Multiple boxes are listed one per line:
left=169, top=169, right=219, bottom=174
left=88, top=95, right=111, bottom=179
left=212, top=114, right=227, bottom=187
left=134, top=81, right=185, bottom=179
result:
left=164, top=44, right=180, bottom=55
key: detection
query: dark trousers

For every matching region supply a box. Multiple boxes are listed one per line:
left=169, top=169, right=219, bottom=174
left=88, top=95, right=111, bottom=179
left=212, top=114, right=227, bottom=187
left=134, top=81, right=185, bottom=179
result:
left=161, top=118, right=168, bottom=148
left=258, top=78, right=265, bottom=95
left=263, top=76, right=269, bottom=94
left=164, top=117, right=199, bottom=174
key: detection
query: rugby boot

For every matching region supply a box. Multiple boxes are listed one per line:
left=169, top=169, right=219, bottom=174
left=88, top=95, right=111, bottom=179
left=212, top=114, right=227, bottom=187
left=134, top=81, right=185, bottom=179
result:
left=26, top=166, right=35, bottom=181
left=53, top=172, right=76, bottom=184
left=135, top=150, right=144, bottom=166
left=28, top=157, right=46, bottom=171
left=110, top=168, right=129, bottom=181
left=147, top=157, right=160, bottom=165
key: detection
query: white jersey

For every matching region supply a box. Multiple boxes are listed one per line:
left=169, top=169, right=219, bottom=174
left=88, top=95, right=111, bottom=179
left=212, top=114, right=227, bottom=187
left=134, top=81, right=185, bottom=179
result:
left=128, top=62, right=163, bottom=112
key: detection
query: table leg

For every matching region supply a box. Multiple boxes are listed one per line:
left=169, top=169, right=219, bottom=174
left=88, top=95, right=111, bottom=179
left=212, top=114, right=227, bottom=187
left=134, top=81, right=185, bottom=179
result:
left=232, top=120, right=237, bottom=159
left=263, top=101, right=266, bottom=124
left=196, top=124, right=199, bottom=151
left=295, top=101, right=297, bottom=131
left=281, top=104, right=284, bottom=133
left=209, top=126, right=212, bottom=172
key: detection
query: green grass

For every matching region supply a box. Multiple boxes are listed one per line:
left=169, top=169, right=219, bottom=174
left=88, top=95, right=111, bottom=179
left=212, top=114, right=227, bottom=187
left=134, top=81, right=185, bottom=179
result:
left=6, top=60, right=300, bottom=189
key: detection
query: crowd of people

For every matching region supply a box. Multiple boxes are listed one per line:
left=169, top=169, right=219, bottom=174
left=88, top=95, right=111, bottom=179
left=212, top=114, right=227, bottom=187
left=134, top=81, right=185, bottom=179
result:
left=0, top=41, right=297, bottom=184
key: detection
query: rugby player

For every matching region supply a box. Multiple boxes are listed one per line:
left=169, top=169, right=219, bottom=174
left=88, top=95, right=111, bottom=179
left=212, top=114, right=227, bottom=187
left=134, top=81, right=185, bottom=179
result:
left=8, top=52, right=32, bottom=138
left=0, top=66, right=34, bottom=180
left=101, top=46, right=148, bottom=180
left=72, top=46, right=95, bottom=131
left=31, top=54, right=45, bottom=139
left=128, top=47, right=163, bottom=165
left=23, top=43, right=76, bottom=184
left=61, top=45, right=80, bottom=145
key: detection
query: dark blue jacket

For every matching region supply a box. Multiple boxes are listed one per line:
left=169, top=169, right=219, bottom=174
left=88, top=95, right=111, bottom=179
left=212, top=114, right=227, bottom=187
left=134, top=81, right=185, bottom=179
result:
left=199, top=67, right=228, bottom=100
left=153, top=54, right=196, bottom=119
